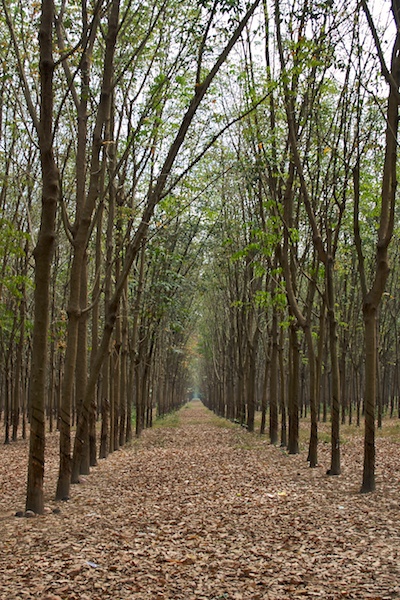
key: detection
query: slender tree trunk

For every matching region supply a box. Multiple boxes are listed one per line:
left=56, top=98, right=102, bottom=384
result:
left=119, top=283, right=128, bottom=447
left=56, top=0, right=120, bottom=498
left=269, top=307, right=278, bottom=444
left=126, top=361, right=134, bottom=442
left=12, top=292, right=25, bottom=441
left=327, top=257, right=341, bottom=475
left=279, top=326, right=287, bottom=447
left=48, top=339, right=55, bottom=434
left=127, top=246, right=145, bottom=441
left=355, top=6, right=399, bottom=490
left=227, top=339, right=235, bottom=421
left=246, top=343, right=257, bottom=433
left=376, top=334, right=382, bottom=429
left=112, top=340, right=120, bottom=451
left=361, top=307, right=376, bottom=491
left=305, top=326, right=318, bottom=467
left=288, top=323, right=299, bottom=454
left=55, top=252, right=83, bottom=498
left=22, top=353, right=28, bottom=440
left=260, top=350, right=270, bottom=435
left=100, top=160, right=114, bottom=458
left=111, top=219, right=121, bottom=450
left=88, top=204, right=102, bottom=467
left=4, top=364, right=10, bottom=445
left=77, top=254, right=89, bottom=475
left=99, top=356, right=110, bottom=460
left=26, top=0, right=59, bottom=514
left=135, top=357, right=144, bottom=437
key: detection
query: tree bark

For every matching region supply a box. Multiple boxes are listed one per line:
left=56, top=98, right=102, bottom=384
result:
left=279, top=327, right=287, bottom=447
left=269, top=305, right=279, bottom=445
left=26, top=0, right=59, bottom=514
left=357, top=3, right=400, bottom=492
left=327, top=256, right=341, bottom=475
left=288, top=322, right=299, bottom=454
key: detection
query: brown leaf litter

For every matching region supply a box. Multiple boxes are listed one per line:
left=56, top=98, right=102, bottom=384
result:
left=1, top=401, right=400, bottom=599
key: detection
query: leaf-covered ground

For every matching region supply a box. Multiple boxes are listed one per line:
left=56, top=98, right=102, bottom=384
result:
left=1, top=401, right=400, bottom=599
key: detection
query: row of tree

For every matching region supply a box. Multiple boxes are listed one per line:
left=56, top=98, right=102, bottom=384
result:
left=0, top=0, right=398, bottom=512
left=0, top=0, right=261, bottom=513
left=197, top=0, right=400, bottom=493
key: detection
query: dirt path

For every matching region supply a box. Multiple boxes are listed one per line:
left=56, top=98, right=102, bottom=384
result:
left=1, top=401, right=400, bottom=599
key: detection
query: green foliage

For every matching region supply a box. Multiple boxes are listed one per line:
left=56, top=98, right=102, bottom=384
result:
left=0, top=219, right=30, bottom=326
left=253, top=290, right=270, bottom=309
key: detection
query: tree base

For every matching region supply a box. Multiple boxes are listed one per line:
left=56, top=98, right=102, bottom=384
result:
left=326, top=468, right=341, bottom=476
left=360, top=482, right=375, bottom=494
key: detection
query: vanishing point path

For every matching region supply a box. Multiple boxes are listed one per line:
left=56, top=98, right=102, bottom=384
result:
left=1, top=401, right=400, bottom=599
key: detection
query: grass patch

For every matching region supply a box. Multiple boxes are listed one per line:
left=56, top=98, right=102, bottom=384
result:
left=376, top=418, right=400, bottom=442
left=299, top=414, right=400, bottom=448
left=217, top=409, right=400, bottom=448
left=208, top=415, right=239, bottom=429
left=152, top=410, right=181, bottom=429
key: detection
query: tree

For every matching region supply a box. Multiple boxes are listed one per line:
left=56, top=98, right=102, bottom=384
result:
left=70, top=0, right=262, bottom=487
left=19, top=0, right=59, bottom=514
left=56, top=0, right=120, bottom=501
left=355, top=0, right=400, bottom=492
left=273, top=0, right=366, bottom=473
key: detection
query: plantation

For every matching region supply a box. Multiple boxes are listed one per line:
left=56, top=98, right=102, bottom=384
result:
left=0, top=0, right=400, bottom=596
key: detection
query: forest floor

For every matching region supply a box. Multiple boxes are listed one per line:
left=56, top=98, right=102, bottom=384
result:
left=1, top=402, right=400, bottom=600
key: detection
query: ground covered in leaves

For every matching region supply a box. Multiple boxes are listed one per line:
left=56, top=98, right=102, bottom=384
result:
left=1, top=401, right=400, bottom=599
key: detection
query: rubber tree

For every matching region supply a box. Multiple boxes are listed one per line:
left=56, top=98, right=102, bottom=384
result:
left=273, top=0, right=362, bottom=474
left=55, top=0, right=120, bottom=500
left=70, top=0, right=262, bottom=488
left=2, top=0, right=60, bottom=514
left=26, top=0, right=59, bottom=513
left=355, top=0, right=400, bottom=492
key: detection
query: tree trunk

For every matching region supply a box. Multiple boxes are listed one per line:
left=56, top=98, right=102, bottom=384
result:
left=77, top=254, right=89, bottom=475
left=269, top=307, right=279, bottom=444
left=56, top=0, right=120, bottom=499
left=4, top=364, right=10, bottom=445
left=260, top=350, right=270, bottom=435
left=12, top=291, right=25, bottom=441
left=119, top=282, right=128, bottom=447
left=288, top=323, right=299, bottom=454
left=99, top=356, right=110, bottom=460
left=356, top=2, right=399, bottom=491
left=327, top=257, right=341, bottom=475
left=279, top=326, right=287, bottom=447
left=26, top=0, right=59, bottom=514
left=246, top=344, right=257, bottom=433
left=305, top=326, right=318, bottom=468
left=361, top=306, right=376, bottom=492
left=88, top=203, right=102, bottom=467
